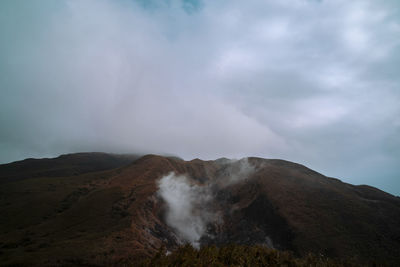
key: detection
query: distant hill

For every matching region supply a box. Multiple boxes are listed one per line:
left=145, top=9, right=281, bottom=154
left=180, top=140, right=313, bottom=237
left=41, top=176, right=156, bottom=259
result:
left=0, top=153, right=399, bottom=266
left=0, top=152, right=141, bottom=183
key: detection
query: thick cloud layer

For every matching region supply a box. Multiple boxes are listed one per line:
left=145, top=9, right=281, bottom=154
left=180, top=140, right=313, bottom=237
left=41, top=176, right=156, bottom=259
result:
left=1, top=0, right=399, bottom=195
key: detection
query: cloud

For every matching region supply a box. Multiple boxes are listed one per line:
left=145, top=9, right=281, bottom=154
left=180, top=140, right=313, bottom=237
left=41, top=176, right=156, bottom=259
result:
left=0, top=0, right=399, bottom=195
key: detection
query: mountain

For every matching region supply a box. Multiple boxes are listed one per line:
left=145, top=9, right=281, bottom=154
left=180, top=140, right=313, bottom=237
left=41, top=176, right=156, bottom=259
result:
left=0, top=153, right=399, bottom=266
left=0, top=152, right=141, bottom=183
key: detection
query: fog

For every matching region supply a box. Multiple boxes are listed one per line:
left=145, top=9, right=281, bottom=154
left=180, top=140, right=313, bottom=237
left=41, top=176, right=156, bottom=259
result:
left=1, top=0, right=399, bottom=195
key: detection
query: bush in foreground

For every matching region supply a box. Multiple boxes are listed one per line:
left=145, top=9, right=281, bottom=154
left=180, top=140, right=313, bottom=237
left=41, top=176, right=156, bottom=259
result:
left=139, top=244, right=377, bottom=267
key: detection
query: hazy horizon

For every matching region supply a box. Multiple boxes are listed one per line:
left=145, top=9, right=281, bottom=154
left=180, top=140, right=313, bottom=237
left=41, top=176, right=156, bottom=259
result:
left=1, top=0, right=399, bottom=195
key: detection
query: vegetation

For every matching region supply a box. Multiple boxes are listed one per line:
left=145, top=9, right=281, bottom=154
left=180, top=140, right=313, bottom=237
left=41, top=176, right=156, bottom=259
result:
left=140, top=244, right=372, bottom=267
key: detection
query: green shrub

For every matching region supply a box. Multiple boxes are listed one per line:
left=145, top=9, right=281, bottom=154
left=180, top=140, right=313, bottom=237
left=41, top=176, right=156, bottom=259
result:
left=139, top=244, right=373, bottom=267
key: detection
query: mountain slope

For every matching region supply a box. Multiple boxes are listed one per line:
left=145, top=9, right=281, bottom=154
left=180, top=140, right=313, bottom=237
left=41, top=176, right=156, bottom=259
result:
left=0, top=152, right=141, bottom=183
left=0, top=153, right=399, bottom=266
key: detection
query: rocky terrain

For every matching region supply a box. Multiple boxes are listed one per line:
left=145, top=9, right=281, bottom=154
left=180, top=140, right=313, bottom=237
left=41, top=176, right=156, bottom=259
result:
left=0, top=153, right=399, bottom=266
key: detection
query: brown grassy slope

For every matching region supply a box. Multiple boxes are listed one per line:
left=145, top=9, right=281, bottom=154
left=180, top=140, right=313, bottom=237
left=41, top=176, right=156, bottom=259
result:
left=0, top=154, right=399, bottom=266
left=0, top=154, right=218, bottom=265
left=217, top=157, right=400, bottom=264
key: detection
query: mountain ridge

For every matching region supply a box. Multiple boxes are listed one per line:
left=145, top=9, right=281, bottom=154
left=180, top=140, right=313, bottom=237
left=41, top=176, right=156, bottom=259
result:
left=0, top=153, right=399, bottom=266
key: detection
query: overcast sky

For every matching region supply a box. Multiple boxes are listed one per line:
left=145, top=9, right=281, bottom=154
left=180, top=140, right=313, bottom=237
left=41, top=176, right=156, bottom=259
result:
left=1, top=0, right=399, bottom=195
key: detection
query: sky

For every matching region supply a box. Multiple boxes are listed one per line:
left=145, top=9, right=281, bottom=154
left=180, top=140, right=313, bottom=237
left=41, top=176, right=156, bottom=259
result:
left=0, top=0, right=399, bottom=195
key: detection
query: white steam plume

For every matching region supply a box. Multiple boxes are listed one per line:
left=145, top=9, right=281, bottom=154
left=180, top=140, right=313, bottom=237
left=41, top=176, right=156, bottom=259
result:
left=157, top=158, right=258, bottom=247
left=157, top=172, right=217, bottom=248
left=223, top=157, right=256, bottom=185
